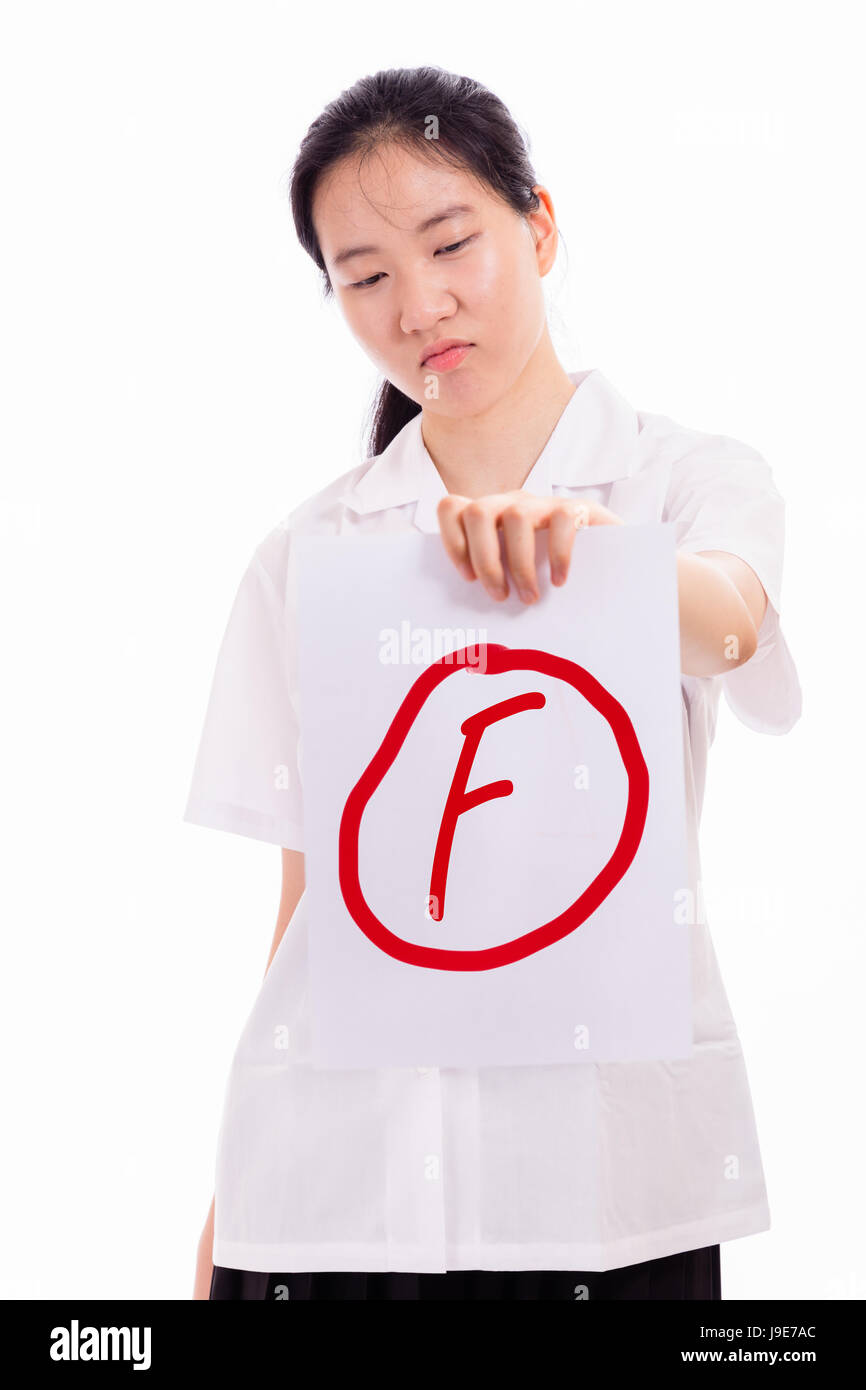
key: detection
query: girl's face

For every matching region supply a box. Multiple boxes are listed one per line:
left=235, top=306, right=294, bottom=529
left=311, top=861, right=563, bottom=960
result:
left=312, top=142, right=559, bottom=417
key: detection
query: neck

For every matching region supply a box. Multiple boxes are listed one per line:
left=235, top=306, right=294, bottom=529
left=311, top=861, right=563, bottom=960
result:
left=419, top=337, right=576, bottom=499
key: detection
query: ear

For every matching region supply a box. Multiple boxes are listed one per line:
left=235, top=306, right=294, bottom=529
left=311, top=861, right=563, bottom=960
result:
left=527, top=185, right=560, bottom=277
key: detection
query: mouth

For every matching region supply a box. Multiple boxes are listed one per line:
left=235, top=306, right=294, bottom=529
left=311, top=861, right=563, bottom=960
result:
left=420, top=340, right=474, bottom=372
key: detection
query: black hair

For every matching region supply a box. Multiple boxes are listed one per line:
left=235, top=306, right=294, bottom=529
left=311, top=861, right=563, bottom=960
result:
left=289, top=66, right=543, bottom=456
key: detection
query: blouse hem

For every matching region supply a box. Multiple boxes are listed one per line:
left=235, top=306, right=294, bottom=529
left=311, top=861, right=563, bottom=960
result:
left=213, top=1199, right=770, bottom=1274
left=183, top=795, right=304, bottom=851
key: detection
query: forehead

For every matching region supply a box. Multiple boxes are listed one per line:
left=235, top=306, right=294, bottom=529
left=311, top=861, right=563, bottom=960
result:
left=312, top=142, right=497, bottom=255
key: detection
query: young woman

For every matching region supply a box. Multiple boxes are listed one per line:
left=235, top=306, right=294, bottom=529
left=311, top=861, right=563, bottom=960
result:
left=186, top=66, right=801, bottom=1301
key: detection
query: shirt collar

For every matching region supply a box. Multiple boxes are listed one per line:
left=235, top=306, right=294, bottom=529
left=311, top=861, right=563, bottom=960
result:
left=337, top=367, right=641, bottom=534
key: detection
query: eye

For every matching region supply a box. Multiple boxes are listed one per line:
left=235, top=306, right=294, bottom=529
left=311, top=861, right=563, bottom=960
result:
left=435, top=235, right=476, bottom=256
left=347, top=235, right=477, bottom=289
left=349, top=272, right=385, bottom=290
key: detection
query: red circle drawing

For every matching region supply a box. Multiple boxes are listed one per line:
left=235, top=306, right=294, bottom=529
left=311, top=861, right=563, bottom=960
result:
left=338, top=643, right=649, bottom=971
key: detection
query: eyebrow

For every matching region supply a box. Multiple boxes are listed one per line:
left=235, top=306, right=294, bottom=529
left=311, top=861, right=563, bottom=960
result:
left=331, top=203, right=477, bottom=268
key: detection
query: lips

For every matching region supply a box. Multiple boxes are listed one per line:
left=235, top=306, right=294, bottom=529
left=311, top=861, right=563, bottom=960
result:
left=421, top=340, right=474, bottom=372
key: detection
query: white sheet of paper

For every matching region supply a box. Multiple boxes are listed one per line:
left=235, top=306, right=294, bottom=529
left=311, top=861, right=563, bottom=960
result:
left=295, top=523, right=691, bottom=1069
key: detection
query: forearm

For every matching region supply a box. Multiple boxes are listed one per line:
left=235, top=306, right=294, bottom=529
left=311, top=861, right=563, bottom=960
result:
left=193, top=1195, right=215, bottom=1300
left=676, top=550, right=759, bottom=678
left=264, top=848, right=305, bottom=976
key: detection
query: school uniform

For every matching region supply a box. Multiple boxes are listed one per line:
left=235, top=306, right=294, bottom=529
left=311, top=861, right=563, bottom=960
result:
left=185, top=367, right=801, bottom=1301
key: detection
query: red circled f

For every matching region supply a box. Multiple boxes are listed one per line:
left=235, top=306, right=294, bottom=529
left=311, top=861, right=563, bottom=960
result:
left=427, top=691, right=546, bottom=922
left=338, top=643, right=650, bottom=972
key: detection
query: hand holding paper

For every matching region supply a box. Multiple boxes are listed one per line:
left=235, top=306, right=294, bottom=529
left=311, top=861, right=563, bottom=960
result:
left=432, top=484, right=766, bottom=678
left=435, top=491, right=625, bottom=601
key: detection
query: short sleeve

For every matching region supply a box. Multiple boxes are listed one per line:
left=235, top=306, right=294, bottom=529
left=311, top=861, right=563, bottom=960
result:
left=182, top=532, right=304, bottom=849
left=665, top=435, right=802, bottom=735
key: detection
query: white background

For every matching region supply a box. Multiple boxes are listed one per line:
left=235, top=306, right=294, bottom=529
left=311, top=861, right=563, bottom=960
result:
left=0, top=0, right=861, bottom=1299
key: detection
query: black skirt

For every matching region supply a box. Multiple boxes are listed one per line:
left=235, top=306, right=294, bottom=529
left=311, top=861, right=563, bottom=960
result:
left=210, top=1244, right=720, bottom=1300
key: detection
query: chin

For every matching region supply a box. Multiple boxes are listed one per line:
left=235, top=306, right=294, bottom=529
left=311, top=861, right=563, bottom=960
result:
left=428, top=371, right=494, bottom=409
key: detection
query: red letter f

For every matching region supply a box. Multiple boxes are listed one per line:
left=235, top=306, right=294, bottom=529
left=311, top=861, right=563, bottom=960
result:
left=427, top=691, right=545, bottom=922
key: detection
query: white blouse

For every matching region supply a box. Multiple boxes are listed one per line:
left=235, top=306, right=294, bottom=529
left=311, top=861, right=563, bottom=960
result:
left=183, top=367, right=802, bottom=1273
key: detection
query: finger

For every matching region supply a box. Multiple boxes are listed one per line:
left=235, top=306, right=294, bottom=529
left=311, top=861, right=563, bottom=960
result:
left=547, top=501, right=588, bottom=585
left=585, top=502, right=624, bottom=526
left=461, top=498, right=509, bottom=599
left=436, top=494, right=476, bottom=580
left=499, top=500, right=541, bottom=602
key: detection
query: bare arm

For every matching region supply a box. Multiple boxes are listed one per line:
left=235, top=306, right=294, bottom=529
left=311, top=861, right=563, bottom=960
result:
left=435, top=495, right=770, bottom=683
left=678, top=549, right=767, bottom=678
left=192, top=1197, right=215, bottom=1301
left=192, top=847, right=305, bottom=1299
left=264, top=848, right=306, bottom=975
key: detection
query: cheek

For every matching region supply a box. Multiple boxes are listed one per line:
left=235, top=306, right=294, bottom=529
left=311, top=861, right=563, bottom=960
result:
left=339, top=292, right=379, bottom=342
left=339, top=297, right=397, bottom=376
left=463, top=239, right=544, bottom=336
left=464, top=240, right=514, bottom=308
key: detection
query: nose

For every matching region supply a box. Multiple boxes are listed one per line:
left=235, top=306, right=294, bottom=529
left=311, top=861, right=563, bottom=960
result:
left=398, top=270, right=457, bottom=337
